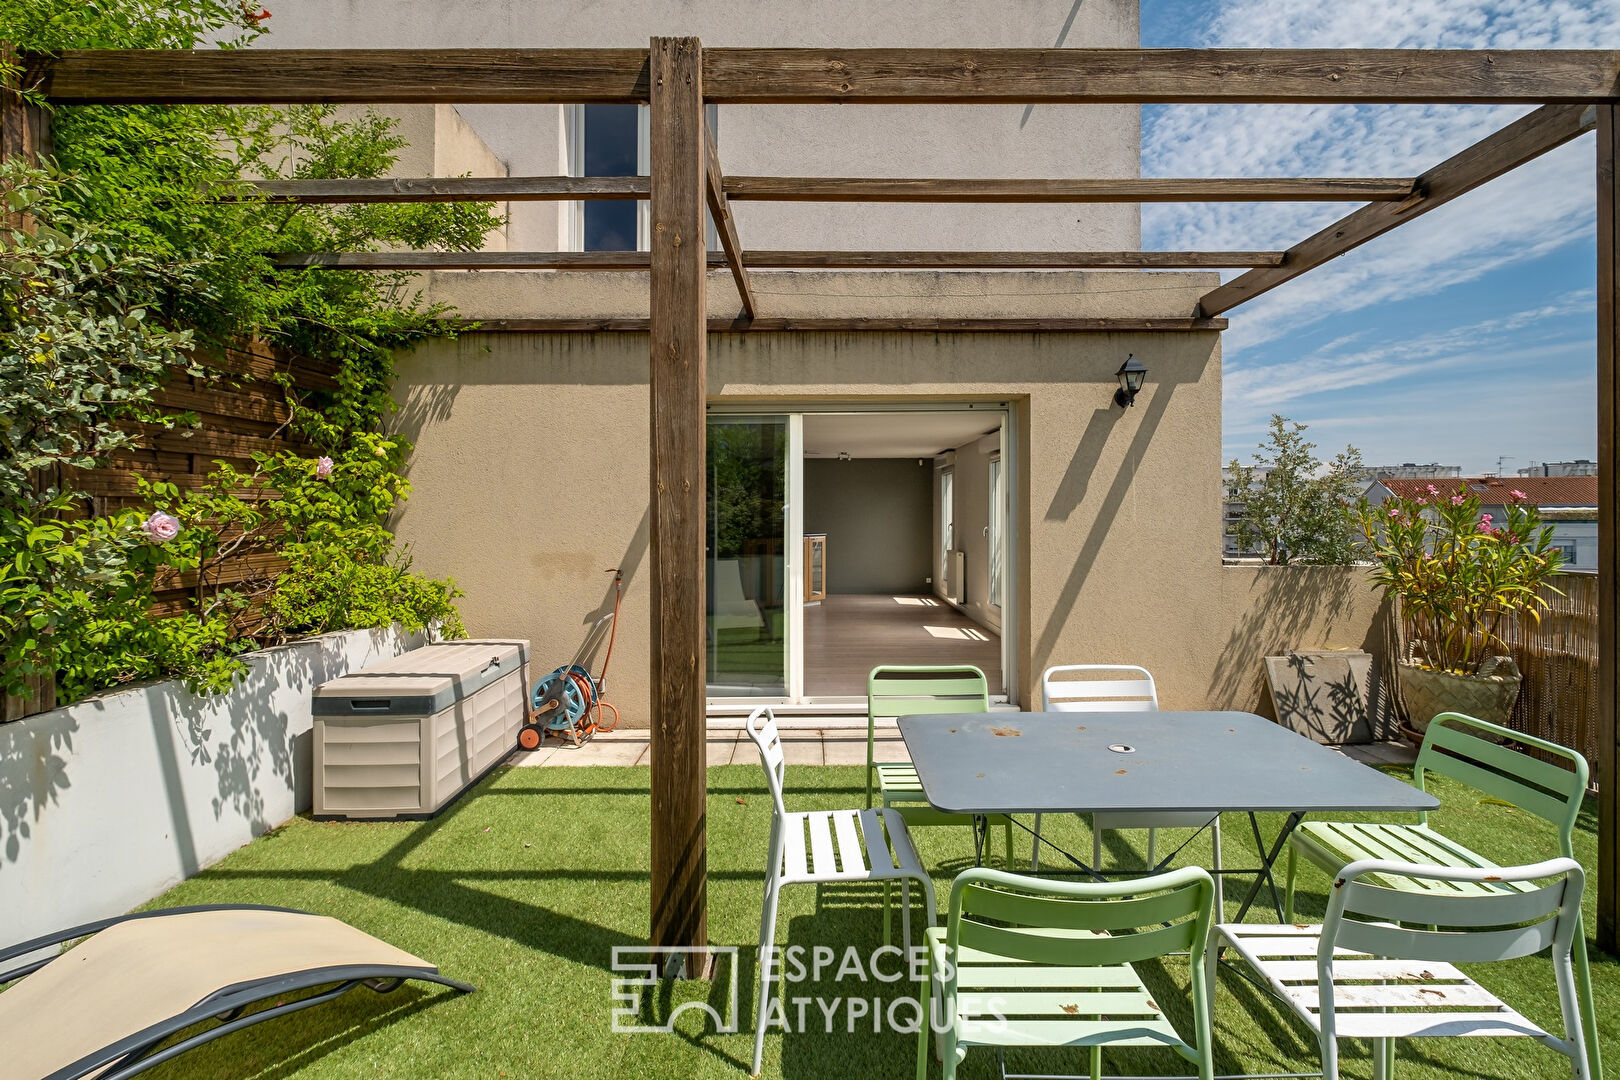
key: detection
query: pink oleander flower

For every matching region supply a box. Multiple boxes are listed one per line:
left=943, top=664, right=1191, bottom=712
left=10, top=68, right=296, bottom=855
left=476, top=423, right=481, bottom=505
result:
left=1387, top=505, right=1400, bottom=517
left=141, top=511, right=180, bottom=543
left=1481, top=513, right=1493, bottom=522
left=315, top=456, right=334, bottom=480
left=1451, top=494, right=1466, bottom=505
left=1510, top=489, right=1527, bottom=502
left=1426, top=484, right=1440, bottom=495
left=1479, top=521, right=1496, bottom=533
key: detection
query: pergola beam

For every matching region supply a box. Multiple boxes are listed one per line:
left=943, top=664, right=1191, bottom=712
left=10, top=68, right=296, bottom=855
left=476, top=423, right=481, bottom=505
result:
left=273, top=250, right=1280, bottom=271
left=35, top=48, right=1620, bottom=106
left=456, top=316, right=1229, bottom=332
left=1199, top=104, right=1598, bottom=317
left=236, top=176, right=648, bottom=203
left=721, top=177, right=1418, bottom=202
left=704, top=125, right=756, bottom=319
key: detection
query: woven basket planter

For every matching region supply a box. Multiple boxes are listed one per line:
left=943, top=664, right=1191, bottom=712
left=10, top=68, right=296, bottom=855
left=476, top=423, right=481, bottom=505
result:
left=1395, top=656, right=1521, bottom=740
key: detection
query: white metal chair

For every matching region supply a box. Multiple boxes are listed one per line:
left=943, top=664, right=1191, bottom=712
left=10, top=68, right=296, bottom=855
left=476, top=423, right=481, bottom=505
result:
left=744, top=706, right=938, bottom=1076
left=1030, top=664, right=1223, bottom=913
left=1215, top=857, right=1591, bottom=1080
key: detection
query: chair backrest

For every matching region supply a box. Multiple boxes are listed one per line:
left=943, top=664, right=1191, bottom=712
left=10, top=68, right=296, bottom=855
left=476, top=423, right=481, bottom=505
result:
left=868, top=665, right=990, bottom=719
left=744, top=706, right=788, bottom=818
left=1414, top=712, right=1588, bottom=852
left=945, top=866, right=1214, bottom=974
left=1322, top=857, right=1584, bottom=971
left=1041, top=664, right=1158, bottom=712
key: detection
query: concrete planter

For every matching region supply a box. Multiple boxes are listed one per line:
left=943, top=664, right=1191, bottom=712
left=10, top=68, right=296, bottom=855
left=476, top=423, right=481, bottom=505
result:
left=0, top=625, right=427, bottom=949
left=1395, top=657, right=1521, bottom=740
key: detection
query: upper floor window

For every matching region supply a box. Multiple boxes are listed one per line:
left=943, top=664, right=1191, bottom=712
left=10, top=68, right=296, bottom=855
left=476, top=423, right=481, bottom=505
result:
left=566, top=104, right=719, bottom=252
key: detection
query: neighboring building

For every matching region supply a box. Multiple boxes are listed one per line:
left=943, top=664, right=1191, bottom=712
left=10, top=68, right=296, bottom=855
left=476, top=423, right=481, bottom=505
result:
left=236, top=3, right=1384, bottom=717
left=1519, top=459, right=1599, bottom=477
left=1355, top=463, right=1461, bottom=481
left=1364, top=476, right=1598, bottom=572
left=1221, top=465, right=1269, bottom=560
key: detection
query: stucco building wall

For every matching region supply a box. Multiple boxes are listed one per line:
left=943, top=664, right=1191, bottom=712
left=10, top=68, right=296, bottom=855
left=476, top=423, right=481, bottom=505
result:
left=388, top=270, right=1388, bottom=722
left=249, top=0, right=1141, bottom=256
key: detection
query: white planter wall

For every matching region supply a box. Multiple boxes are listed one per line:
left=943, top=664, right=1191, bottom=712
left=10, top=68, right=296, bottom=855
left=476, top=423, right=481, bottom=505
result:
left=1, top=626, right=426, bottom=948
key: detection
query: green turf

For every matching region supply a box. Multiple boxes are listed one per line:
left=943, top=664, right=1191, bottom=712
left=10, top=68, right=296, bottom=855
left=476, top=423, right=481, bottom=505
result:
left=127, top=762, right=1615, bottom=1080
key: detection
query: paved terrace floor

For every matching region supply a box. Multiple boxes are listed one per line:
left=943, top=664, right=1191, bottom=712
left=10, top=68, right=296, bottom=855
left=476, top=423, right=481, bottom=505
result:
left=514, top=724, right=1419, bottom=769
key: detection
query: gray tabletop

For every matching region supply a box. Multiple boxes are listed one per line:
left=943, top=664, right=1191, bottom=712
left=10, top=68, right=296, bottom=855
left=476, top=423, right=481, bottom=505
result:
left=898, top=711, right=1438, bottom=817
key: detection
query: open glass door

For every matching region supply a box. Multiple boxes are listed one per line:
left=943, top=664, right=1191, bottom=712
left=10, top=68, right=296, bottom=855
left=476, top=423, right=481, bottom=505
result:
left=706, top=416, right=791, bottom=698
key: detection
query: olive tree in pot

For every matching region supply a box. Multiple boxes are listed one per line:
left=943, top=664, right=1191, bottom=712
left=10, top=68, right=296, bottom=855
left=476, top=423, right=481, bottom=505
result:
left=1351, top=483, right=1564, bottom=741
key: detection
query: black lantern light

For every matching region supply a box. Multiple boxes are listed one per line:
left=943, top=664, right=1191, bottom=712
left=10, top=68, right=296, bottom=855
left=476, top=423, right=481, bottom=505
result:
left=1113, top=354, right=1147, bottom=408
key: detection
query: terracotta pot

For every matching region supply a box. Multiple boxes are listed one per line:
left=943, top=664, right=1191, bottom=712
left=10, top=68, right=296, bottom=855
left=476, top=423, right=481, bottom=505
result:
left=1395, top=656, right=1521, bottom=738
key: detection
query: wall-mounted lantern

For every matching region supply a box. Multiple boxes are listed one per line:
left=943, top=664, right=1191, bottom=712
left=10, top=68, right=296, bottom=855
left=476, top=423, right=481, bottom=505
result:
left=1114, top=354, right=1147, bottom=408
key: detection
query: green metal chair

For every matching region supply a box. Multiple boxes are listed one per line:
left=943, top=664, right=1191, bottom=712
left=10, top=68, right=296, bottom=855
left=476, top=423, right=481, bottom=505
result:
left=917, top=866, right=1216, bottom=1080
left=1282, top=711, right=1601, bottom=1080
left=867, top=664, right=1013, bottom=864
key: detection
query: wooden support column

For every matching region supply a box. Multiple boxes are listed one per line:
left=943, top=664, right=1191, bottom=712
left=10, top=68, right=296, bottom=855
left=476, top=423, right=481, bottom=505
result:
left=648, top=35, right=708, bottom=964
left=1598, top=104, right=1620, bottom=954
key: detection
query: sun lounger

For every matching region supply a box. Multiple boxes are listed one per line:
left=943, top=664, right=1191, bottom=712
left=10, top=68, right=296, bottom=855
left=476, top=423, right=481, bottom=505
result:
left=0, top=904, right=474, bottom=1080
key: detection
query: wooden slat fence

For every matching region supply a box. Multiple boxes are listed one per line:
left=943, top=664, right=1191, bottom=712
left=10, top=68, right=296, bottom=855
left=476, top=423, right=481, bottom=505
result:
left=3, top=339, right=335, bottom=722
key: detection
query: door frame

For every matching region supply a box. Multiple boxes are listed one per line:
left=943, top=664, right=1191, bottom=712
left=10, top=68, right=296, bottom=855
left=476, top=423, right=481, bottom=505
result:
left=706, top=401, right=1017, bottom=710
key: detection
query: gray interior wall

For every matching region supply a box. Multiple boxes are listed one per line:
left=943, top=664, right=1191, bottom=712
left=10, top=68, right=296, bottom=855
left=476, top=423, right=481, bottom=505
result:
left=805, top=458, right=933, bottom=594
left=950, top=435, right=1002, bottom=633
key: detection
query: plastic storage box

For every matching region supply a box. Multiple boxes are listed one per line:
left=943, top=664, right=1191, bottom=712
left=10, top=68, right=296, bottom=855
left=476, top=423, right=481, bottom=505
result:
left=312, top=639, right=530, bottom=819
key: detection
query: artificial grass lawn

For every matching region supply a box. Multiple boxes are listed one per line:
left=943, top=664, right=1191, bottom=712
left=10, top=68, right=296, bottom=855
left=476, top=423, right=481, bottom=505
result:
left=136, top=762, right=1616, bottom=1080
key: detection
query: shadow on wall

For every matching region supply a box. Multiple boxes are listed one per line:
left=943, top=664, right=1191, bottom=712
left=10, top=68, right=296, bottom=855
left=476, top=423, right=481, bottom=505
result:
left=0, top=710, right=77, bottom=864
left=1207, top=566, right=1390, bottom=722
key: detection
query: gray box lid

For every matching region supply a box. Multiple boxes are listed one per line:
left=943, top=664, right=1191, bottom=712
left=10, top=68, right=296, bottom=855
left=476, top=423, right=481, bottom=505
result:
left=313, top=639, right=530, bottom=717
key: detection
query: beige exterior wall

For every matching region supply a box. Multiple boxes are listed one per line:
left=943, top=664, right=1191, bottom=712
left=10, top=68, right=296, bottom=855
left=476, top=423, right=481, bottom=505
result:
left=388, top=270, right=1388, bottom=725
left=249, top=0, right=1141, bottom=256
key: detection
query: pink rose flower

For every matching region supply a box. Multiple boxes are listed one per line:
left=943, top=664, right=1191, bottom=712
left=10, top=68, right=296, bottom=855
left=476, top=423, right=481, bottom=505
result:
left=141, top=511, right=180, bottom=543
left=315, top=456, right=334, bottom=480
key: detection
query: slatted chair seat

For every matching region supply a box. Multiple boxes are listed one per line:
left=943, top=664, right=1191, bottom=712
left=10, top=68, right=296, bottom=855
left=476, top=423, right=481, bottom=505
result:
left=1282, top=712, right=1601, bottom=1078
left=1216, top=857, right=1590, bottom=1080
left=920, top=866, right=1216, bottom=1080
left=775, top=806, right=930, bottom=886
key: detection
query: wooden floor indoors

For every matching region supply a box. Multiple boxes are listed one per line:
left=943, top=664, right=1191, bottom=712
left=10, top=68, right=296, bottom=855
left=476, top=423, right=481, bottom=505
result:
left=803, top=593, right=1003, bottom=696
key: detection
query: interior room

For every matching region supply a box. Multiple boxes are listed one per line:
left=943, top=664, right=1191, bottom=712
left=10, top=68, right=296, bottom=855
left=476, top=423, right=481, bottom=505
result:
left=802, top=411, right=1006, bottom=697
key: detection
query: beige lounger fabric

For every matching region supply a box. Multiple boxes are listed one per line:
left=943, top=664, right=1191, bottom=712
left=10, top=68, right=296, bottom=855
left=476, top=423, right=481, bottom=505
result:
left=1, top=909, right=433, bottom=1080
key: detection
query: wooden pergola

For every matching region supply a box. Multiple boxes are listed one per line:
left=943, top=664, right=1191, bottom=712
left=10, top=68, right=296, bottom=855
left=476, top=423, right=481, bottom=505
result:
left=6, top=40, right=1620, bottom=963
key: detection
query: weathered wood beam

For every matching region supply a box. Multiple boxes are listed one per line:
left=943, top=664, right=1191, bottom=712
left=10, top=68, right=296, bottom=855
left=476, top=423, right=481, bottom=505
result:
left=42, top=47, right=651, bottom=104
left=1199, top=104, right=1597, bottom=317
left=702, top=48, right=1620, bottom=105
left=703, top=125, right=755, bottom=319
left=743, top=250, right=1283, bottom=269
left=275, top=250, right=1275, bottom=270
left=1597, top=103, right=1620, bottom=957
left=35, top=48, right=1620, bottom=106
left=647, top=35, right=708, bottom=965
left=455, top=316, right=1228, bottom=332
left=272, top=251, right=725, bottom=270
left=722, top=177, right=1417, bottom=202
left=234, top=176, right=648, bottom=203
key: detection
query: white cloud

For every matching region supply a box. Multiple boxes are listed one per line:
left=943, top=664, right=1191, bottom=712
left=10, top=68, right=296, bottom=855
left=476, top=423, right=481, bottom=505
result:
left=1143, top=0, right=1617, bottom=348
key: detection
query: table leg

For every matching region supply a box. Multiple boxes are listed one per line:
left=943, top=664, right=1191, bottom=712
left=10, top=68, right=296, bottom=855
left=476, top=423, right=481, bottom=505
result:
left=1232, top=811, right=1305, bottom=923
left=972, top=814, right=987, bottom=867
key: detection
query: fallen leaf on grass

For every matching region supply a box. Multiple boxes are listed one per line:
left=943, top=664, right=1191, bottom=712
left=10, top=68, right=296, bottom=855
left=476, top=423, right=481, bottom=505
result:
left=736, top=798, right=747, bottom=805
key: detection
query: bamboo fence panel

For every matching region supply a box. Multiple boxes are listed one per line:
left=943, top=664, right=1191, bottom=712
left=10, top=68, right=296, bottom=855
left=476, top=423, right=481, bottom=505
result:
left=1498, top=572, right=1600, bottom=771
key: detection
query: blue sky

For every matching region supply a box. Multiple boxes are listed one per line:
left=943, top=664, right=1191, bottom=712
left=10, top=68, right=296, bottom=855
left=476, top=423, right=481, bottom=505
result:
left=1138, top=0, right=1618, bottom=474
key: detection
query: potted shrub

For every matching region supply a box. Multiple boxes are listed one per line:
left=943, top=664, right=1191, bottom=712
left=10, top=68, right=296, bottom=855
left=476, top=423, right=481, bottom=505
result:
left=1351, top=483, right=1564, bottom=740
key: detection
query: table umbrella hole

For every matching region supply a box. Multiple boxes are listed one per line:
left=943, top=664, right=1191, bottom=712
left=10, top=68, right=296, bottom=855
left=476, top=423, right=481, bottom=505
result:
left=1108, top=744, right=1136, bottom=754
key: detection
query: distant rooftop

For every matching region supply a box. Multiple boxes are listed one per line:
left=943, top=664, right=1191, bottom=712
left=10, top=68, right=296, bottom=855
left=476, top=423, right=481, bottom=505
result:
left=1374, top=475, right=1597, bottom=508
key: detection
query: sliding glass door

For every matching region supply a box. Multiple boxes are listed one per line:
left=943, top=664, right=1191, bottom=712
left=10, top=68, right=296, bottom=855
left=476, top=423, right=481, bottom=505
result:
left=706, top=416, right=790, bottom=697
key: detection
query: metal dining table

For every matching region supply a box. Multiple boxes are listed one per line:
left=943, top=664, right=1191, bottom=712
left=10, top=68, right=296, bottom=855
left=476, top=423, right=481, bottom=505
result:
left=897, top=709, right=1438, bottom=921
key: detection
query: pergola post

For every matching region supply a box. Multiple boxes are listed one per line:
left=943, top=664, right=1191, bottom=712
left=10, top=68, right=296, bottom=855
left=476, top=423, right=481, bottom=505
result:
left=647, top=35, right=708, bottom=967
left=2, top=43, right=53, bottom=236
left=1598, top=103, right=1620, bottom=954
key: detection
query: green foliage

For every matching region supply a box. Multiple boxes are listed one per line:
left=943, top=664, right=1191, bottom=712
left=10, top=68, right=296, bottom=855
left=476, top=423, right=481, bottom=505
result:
left=1352, top=484, right=1564, bottom=675
left=0, top=5, right=495, bottom=706
left=1226, top=415, right=1364, bottom=565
